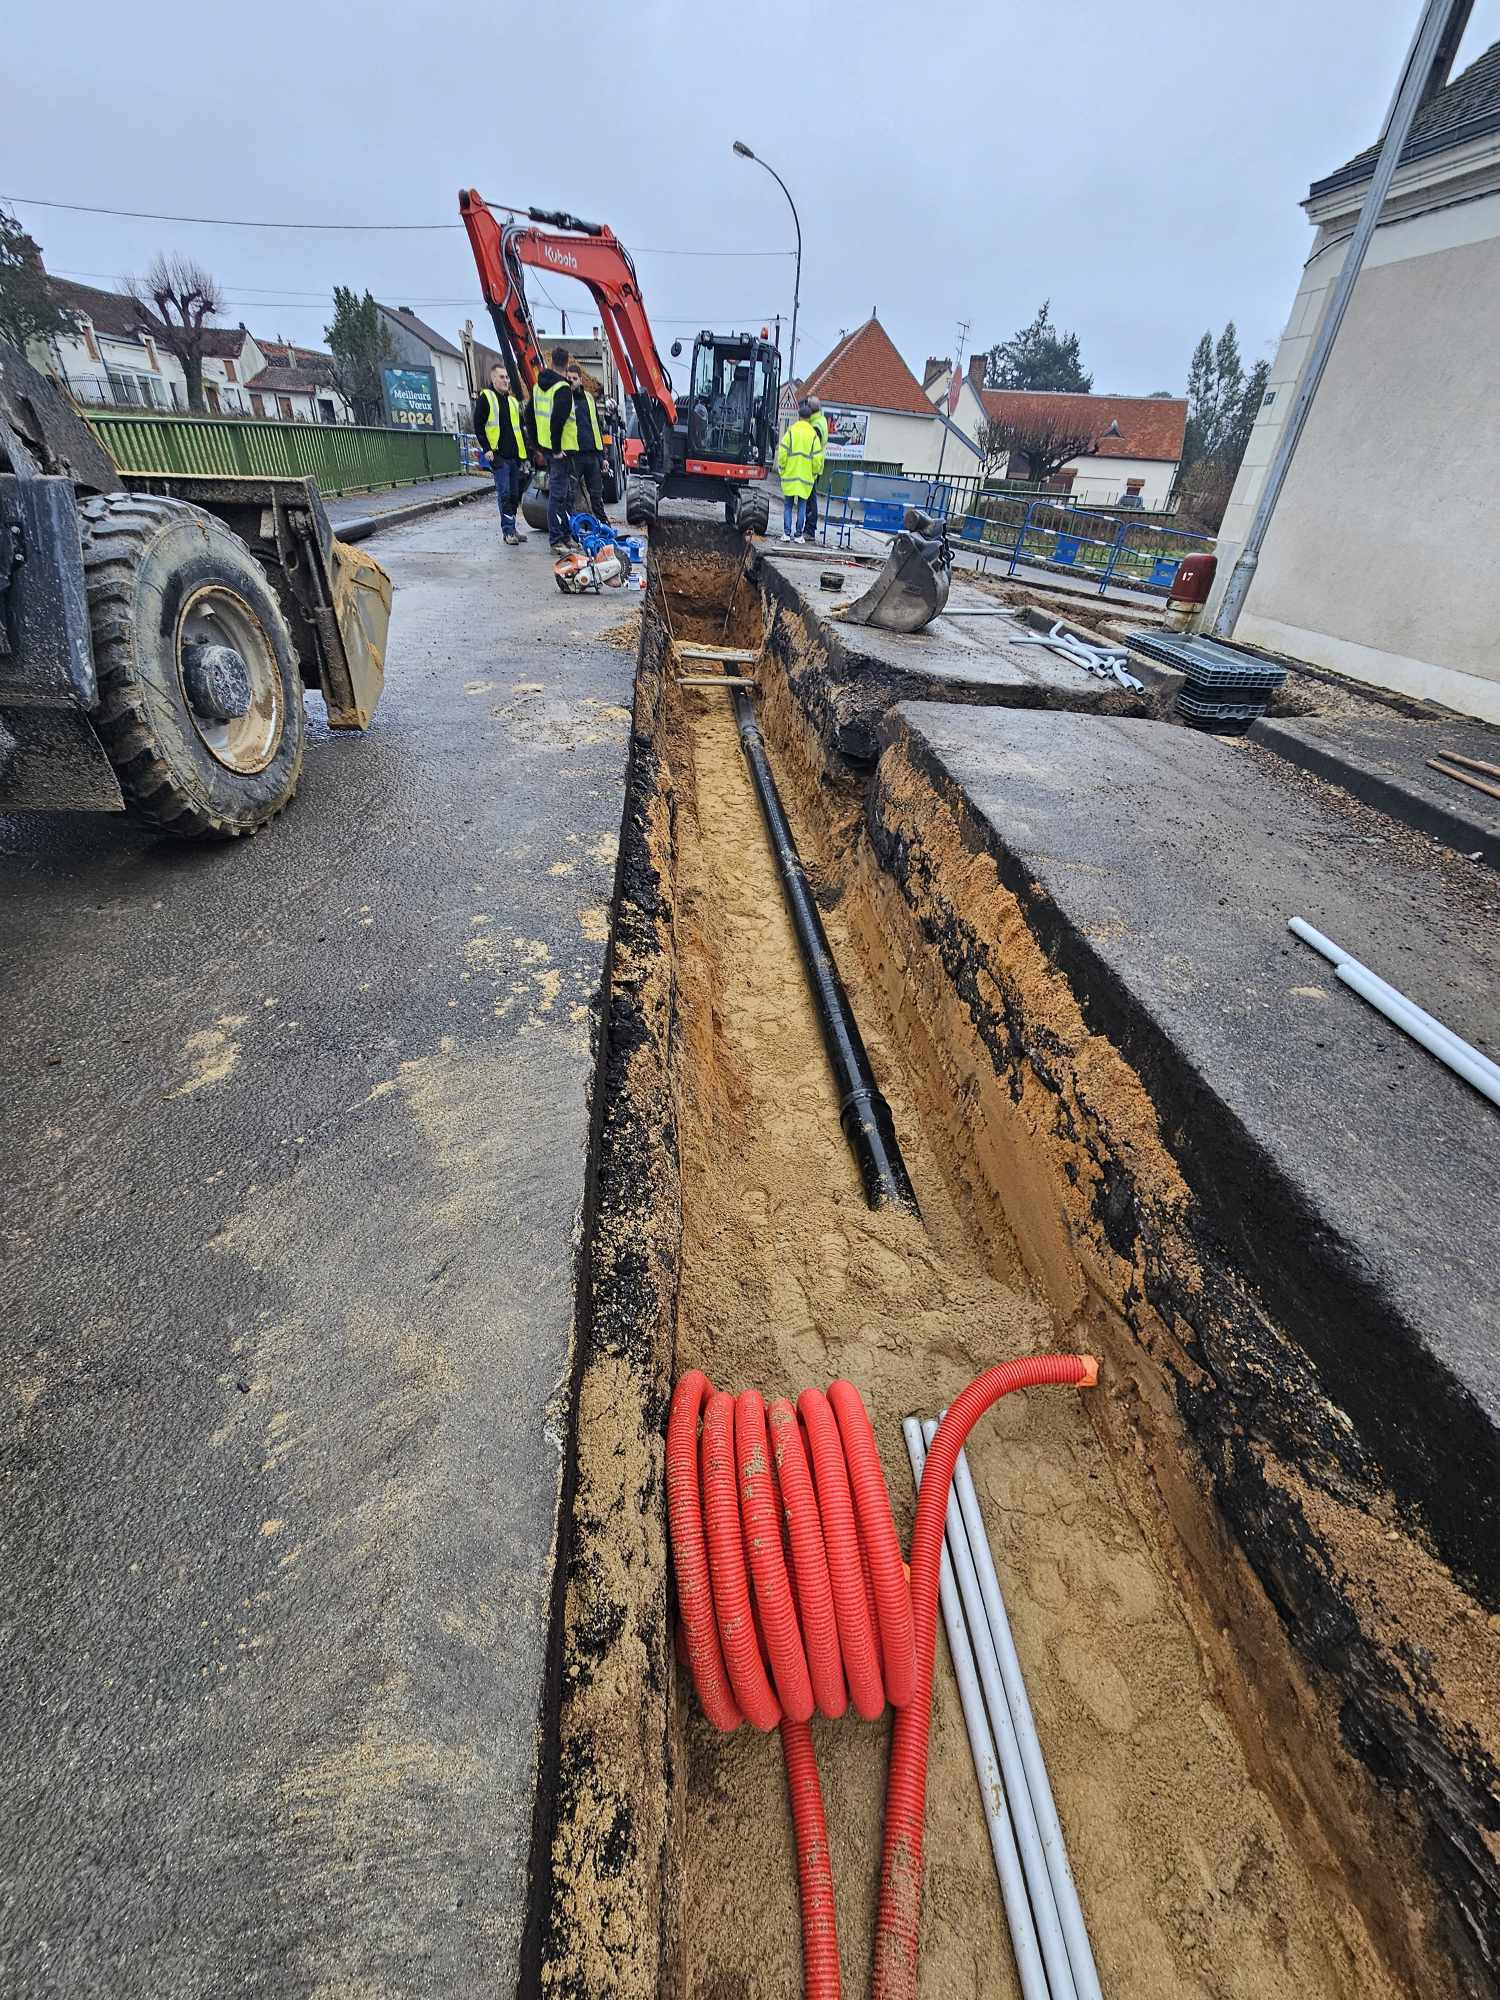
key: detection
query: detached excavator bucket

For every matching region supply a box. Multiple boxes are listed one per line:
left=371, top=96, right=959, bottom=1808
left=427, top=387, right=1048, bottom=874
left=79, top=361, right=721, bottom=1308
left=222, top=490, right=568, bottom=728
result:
left=841, top=509, right=953, bottom=634
left=327, top=538, right=392, bottom=729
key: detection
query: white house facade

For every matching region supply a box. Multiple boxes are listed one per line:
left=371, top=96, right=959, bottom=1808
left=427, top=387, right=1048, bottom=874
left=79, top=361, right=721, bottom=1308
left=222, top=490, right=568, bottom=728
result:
left=926, top=360, right=1186, bottom=509
left=1206, top=40, right=1500, bottom=723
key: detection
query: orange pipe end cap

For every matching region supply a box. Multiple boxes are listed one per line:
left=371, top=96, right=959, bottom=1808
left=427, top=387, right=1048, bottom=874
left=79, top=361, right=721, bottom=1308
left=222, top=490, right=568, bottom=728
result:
left=1077, top=1354, right=1100, bottom=1389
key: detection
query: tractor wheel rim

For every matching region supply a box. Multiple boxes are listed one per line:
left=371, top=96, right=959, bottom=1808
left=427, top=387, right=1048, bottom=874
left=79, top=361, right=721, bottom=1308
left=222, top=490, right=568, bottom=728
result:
left=176, top=584, right=282, bottom=774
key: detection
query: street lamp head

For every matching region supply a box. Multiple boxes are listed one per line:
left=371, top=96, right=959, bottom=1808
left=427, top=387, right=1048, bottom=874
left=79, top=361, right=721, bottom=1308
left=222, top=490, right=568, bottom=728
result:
left=732, top=140, right=755, bottom=159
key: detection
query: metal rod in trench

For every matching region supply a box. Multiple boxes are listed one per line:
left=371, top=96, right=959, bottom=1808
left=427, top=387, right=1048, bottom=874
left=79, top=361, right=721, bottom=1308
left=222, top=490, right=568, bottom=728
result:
left=730, top=688, right=918, bottom=1212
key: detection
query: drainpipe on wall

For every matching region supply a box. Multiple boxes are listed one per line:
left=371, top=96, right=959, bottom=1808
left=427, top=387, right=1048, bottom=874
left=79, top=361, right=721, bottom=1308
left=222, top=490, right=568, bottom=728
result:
left=1211, top=0, right=1475, bottom=641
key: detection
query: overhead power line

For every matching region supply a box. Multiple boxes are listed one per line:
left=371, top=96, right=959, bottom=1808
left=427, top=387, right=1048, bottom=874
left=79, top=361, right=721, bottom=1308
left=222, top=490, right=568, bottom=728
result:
left=5, top=194, right=792, bottom=256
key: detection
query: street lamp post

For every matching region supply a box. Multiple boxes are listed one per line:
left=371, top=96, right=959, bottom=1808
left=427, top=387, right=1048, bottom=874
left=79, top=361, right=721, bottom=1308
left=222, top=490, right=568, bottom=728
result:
left=733, top=139, right=801, bottom=384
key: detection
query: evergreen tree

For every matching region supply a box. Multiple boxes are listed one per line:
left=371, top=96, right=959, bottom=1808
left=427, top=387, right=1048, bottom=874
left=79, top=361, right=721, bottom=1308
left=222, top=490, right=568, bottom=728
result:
left=984, top=300, right=1093, bottom=393
left=0, top=208, right=80, bottom=353
left=326, top=288, right=394, bottom=427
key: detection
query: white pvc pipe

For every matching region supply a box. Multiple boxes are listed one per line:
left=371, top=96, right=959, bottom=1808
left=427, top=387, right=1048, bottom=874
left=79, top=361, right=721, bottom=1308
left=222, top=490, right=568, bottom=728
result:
left=904, top=1420, right=1050, bottom=2000
left=940, top=1428, right=1105, bottom=2000
left=1289, top=918, right=1498, bottom=1072
left=1289, top=917, right=1500, bottom=1106
left=920, top=1422, right=1080, bottom=2000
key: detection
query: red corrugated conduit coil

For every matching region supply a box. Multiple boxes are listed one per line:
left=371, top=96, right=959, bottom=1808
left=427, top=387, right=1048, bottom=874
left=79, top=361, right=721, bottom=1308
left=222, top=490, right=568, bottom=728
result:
left=666, top=1352, right=1098, bottom=2000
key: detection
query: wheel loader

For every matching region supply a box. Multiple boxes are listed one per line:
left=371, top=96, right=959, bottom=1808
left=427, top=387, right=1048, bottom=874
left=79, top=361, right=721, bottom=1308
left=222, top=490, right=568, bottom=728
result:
left=0, top=339, right=391, bottom=839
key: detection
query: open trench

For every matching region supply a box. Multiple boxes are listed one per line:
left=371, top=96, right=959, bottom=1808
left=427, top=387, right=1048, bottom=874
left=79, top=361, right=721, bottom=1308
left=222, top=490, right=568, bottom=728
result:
left=533, top=521, right=1459, bottom=2000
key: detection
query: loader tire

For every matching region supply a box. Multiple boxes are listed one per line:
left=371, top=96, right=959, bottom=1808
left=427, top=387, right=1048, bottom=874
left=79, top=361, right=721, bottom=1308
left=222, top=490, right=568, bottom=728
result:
left=736, top=487, right=770, bottom=537
left=625, top=478, right=658, bottom=528
left=80, top=492, right=305, bottom=839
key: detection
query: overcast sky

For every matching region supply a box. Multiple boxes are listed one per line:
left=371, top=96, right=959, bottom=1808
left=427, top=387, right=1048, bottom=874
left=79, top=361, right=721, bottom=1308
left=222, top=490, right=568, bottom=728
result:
left=5, top=0, right=1498, bottom=400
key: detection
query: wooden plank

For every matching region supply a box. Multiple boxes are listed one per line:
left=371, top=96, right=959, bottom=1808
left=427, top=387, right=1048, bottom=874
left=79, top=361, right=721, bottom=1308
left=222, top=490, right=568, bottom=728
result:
left=675, top=644, right=761, bottom=664
left=1437, top=749, right=1500, bottom=783
left=1427, top=758, right=1500, bottom=803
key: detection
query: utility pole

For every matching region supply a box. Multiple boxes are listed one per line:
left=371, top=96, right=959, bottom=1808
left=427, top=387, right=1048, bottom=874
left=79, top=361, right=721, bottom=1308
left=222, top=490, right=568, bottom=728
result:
left=1212, top=0, right=1474, bottom=639
left=934, top=318, right=970, bottom=483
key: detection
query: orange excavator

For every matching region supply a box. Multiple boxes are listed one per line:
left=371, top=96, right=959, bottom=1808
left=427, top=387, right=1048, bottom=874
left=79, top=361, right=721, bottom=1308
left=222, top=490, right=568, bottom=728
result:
left=459, top=190, right=781, bottom=535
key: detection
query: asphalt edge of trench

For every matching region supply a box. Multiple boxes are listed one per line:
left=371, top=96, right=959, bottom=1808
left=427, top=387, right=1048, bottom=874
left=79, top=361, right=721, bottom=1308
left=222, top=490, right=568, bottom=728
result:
left=516, top=563, right=684, bottom=2000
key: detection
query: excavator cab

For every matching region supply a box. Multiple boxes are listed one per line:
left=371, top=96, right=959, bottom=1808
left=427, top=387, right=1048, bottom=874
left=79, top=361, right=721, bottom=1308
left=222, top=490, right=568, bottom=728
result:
left=682, top=333, right=781, bottom=475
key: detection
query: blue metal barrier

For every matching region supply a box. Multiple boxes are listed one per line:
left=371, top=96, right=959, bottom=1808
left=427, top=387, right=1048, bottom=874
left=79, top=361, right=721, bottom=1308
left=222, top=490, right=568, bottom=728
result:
left=943, top=496, right=1214, bottom=599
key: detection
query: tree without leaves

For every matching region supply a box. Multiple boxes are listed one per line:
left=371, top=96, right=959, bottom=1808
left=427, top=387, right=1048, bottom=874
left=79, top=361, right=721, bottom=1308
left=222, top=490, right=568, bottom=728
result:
left=326, top=287, right=394, bottom=427
left=0, top=208, right=80, bottom=354
left=984, top=299, right=1092, bottom=394
left=128, top=254, right=223, bottom=414
left=978, top=402, right=1101, bottom=484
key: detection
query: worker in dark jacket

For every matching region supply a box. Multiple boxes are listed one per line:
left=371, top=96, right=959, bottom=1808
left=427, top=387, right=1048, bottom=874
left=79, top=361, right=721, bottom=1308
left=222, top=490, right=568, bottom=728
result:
left=566, top=363, right=610, bottom=522
left=473, top=362, right=529, bottom=546
left=531, top=345, right=578, bottom=551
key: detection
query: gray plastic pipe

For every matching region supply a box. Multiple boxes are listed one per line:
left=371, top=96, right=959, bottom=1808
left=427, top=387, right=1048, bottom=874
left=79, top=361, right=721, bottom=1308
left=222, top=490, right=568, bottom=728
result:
left=904, top=1420, right=1050, bottom=2000
left=939, top=1426, right=1106, bottom=2000
left=1289, top=917, right=1500, bottom=1107
left=921, top=1422, right=1081, bottom=2000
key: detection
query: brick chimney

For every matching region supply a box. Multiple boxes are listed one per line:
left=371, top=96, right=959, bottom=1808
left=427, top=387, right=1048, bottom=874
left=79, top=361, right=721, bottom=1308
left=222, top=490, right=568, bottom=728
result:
left=968, top=351, right=987, bottom=393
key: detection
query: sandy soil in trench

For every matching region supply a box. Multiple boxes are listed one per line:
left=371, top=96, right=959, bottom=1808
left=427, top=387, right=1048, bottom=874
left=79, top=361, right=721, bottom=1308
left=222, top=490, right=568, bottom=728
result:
left=667, top=683, right=1398, bottom=2000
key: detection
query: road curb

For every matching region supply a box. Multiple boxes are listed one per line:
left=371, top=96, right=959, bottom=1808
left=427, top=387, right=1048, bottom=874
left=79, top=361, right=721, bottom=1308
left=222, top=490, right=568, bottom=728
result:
left=333, top=480, right=492, bottom=543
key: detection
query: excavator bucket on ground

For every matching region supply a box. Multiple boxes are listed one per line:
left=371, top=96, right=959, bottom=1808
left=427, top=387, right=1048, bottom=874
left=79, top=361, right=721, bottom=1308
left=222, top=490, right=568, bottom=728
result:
left=841, top=508, right=953, bottom=633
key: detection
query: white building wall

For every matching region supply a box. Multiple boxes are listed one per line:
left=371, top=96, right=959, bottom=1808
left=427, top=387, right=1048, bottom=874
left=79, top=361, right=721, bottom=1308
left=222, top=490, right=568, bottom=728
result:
left=432, top=351, right=470, bottom=432
left=1068, top=455, right=1175, bottom=508
left=1208, top=159, right=1500, bottom=721
left=833, top=405, right=977, bottom=475
left=47, top=320, right=187, bottom=411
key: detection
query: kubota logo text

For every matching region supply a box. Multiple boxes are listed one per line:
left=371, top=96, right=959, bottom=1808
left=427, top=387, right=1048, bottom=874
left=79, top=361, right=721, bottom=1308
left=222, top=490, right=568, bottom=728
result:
left=543, top=245, right=579, bottom=271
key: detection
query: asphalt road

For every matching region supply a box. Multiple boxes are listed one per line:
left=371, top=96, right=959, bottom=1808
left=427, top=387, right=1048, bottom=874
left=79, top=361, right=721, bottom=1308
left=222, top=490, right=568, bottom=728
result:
left=1, top=506, right=640, bottom=1996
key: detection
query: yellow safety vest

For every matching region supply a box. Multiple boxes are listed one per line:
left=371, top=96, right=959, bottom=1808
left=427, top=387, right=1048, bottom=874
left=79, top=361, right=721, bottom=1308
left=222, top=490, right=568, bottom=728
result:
left=533, top=378, right=560, bottom=451
left=811, top=410, right=829, bottom=451
left=572, top=388, right=603, bottom=451
left=480, top=388, right=526, bottom=457
left=777, top=418, right=822, bottom=499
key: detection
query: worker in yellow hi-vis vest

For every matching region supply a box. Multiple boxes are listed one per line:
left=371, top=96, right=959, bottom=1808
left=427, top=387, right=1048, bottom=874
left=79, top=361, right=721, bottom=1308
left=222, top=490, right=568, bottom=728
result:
left=776, top=399, right=824, bottom=541
left=566, top=363, right=611, bottom=523
left=531, top=344, right=578, bottom=552
left=472, top=362, right=530, bottom=546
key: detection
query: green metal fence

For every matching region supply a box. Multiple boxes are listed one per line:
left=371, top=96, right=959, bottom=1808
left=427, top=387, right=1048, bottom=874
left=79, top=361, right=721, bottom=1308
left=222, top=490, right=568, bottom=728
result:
left=87, top=412, right=461, bottom=495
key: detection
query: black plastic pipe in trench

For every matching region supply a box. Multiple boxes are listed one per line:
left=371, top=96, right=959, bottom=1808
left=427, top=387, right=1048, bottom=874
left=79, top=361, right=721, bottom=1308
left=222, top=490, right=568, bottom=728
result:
left=731, top=688, right=918, bottom=1215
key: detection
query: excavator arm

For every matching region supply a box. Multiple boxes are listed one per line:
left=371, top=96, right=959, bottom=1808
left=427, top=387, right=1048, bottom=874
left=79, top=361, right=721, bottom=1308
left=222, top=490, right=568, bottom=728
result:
left=458, top=190, right=678, bottom=474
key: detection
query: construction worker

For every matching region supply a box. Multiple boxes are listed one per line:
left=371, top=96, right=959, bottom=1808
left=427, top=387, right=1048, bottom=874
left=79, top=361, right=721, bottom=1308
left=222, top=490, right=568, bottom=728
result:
left=566, top=363, right=610, bottom=522
left=803, top=397, right=829, bottom=544
left=532, top=344, right=577, bottom=552
left=473, top=361, right=529, bottom=546
left=776, top=398, right=823, bottom=541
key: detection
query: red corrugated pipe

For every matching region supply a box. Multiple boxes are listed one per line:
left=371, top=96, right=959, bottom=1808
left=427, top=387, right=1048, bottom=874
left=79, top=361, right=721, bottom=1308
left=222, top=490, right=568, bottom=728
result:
left=665, top=1353, right=1097, bottom=1999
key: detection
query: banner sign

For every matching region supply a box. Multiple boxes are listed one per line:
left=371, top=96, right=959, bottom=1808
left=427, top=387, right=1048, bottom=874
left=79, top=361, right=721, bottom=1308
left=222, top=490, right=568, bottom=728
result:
left=822, top=407, right=869, bottom=458
left=382, top=364, right=439, bottom=430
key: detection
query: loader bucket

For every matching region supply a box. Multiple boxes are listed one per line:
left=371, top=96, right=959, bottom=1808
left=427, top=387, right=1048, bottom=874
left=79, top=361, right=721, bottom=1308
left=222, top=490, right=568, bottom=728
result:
left=841, top=508, right=953, bottom=634
left=327, top=539, right=392, bottom=729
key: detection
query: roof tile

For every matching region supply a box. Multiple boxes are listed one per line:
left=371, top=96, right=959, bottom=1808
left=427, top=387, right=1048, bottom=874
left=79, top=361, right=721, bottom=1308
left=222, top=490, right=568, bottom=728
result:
left=801, top=318, right=935, bottom=416
left=977, top=387, right=1186, bottom=462
left=1311, top=38, right=1500, bottom=198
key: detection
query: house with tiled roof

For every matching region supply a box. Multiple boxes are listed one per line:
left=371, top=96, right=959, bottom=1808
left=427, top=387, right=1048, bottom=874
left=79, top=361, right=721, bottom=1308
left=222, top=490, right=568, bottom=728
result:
left=924, top=357, right=1186, bottom=508
left=247, top=339, right=351, bottom=424
left=1209, top=37, right=1500, bottom=721
left=376, top=303, right=470, bottom=432
left=796, top=317, right=978, bottom=475
left=42, top=278, right=265, bottom=415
